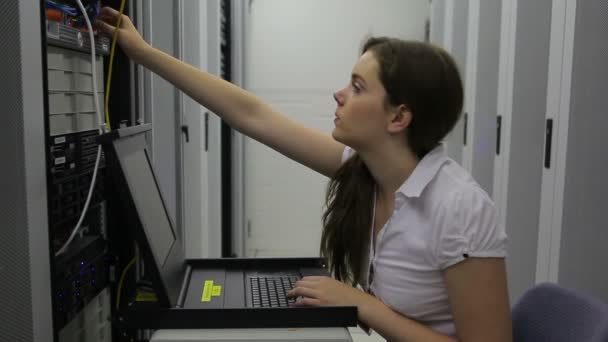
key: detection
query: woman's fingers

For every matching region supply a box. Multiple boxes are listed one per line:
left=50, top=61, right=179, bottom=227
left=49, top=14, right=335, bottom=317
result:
left=287, top=285, right=323, bottom=307
left=98, top=7, right=131, bottom=28
left=94, top=19, right=116, bottom=35
left=287, top=277, right=328, bottom=298
left=295, top=279, right=320, bottom=287
left=99, top=6, right=120, bottom=19
left=292, top=297, right=322, bottom=307
left=287, top=285, right=318, bottom=299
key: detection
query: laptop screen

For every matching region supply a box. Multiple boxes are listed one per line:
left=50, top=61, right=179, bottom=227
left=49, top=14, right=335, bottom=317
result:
left=105, top=125, right=185, bottom=307
left=120, top=148, right=176, bottom=267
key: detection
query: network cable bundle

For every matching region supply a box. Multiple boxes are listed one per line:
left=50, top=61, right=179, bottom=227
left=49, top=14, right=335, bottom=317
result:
left=45, top=0, right=111, bottom=54
left=43, top=0, right=127, bottom=339
left=45, top=0, right=100, bottom=29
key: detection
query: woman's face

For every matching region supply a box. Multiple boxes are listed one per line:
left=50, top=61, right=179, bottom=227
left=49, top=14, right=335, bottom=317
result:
left=332, top=51, right=393, bottom=150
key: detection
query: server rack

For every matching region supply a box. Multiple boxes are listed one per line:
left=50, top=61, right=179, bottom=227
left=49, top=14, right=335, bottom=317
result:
left=40, top=1, right=134, bottom=340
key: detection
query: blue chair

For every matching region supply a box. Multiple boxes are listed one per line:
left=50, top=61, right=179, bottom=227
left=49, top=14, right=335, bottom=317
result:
left=512, top=282, right=608, bottom=342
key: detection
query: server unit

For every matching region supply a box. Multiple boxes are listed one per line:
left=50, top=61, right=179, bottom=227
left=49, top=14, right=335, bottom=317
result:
left=3, top=0, right=199, bottom=341
left=493, top=0, right=552, bottom=303
left=436, top=0, right=469, bottom=166
left=41, top=0, right=120, bottom=340
left=536, top=0, right=608, bottom=301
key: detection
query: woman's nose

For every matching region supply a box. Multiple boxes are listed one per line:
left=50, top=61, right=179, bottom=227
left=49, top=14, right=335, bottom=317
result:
left=333, top=89, right=344, bottom=105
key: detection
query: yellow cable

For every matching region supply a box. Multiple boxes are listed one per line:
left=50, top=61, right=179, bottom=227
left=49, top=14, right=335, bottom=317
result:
left=115, top=256, right=137, bottom=309
left=105, top=1, right=131, bottom=309
left=104, top=0, right=127, bottom=131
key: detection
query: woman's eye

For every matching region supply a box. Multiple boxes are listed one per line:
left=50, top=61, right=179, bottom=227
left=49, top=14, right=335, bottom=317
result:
left=352, top=83, right=361, bottom=93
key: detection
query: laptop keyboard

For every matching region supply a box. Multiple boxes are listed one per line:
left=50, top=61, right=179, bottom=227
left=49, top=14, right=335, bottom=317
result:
left=249, top=275, right=299, bottom=308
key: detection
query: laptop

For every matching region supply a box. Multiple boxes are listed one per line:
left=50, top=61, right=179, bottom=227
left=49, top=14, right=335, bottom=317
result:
left=99, top=124, right=357, bottom=329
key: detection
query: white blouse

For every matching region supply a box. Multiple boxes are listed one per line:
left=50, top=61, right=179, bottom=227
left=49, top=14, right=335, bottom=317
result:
left=341, top=144, right=507, bottom=337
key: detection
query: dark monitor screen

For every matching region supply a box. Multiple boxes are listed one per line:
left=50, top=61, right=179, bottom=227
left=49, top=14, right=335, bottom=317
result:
left=104, top=125, right=185, bottom=307
left=120, top=148, right=176, bottom=267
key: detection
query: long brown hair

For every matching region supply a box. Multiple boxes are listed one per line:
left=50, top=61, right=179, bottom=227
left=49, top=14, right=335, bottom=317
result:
left=320, top=37, right=464, bottom=285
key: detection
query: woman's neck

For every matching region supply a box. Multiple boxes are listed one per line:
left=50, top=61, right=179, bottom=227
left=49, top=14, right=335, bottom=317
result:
left=359, top=141, right=419, bottom=201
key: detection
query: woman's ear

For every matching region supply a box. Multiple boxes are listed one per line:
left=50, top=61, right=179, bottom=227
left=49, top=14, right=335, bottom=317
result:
left=388, top=105, right=412, bottom=134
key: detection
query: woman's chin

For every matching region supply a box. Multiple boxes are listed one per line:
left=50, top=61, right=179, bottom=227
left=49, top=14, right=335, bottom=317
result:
left=331, top=129, right=344, bottom=143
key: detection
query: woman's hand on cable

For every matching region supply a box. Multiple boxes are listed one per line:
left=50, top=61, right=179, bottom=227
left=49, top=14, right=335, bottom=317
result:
left=95, top=7, right=149, bottom=62
left=287, top=276, right=374, bottom=308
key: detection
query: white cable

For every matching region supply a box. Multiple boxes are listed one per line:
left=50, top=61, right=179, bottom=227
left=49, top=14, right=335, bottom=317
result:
left=56, top=0, right=105, bottom=257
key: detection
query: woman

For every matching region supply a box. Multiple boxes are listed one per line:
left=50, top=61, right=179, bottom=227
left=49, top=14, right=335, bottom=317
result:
left=96, top=7, right=512, bottom=342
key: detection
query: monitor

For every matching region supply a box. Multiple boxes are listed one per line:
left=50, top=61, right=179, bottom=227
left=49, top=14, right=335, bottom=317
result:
left=100, top=124, right=185, bottom=307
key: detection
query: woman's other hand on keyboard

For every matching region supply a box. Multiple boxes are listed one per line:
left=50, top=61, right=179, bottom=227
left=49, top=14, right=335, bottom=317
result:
left=287, top=276, right=375, bottom=310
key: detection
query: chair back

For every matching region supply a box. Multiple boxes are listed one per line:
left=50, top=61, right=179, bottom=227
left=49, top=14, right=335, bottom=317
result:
left=512, top=282, right=608, bottom=342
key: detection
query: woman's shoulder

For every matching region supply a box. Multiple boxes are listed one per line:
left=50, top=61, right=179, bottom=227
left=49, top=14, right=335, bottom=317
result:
left=425, top=158, right=491, bottom=204
left=428, top=162, right=506, bottom=269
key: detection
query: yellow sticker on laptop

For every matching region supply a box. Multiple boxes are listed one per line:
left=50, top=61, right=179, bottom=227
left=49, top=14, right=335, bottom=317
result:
left=201, top=280, right=223, bottom=302
left=202, top=280, right=214, bottom=302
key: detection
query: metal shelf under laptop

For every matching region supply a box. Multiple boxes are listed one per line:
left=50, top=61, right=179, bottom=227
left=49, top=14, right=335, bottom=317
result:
left=116, top=258, right=358, bottom=330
